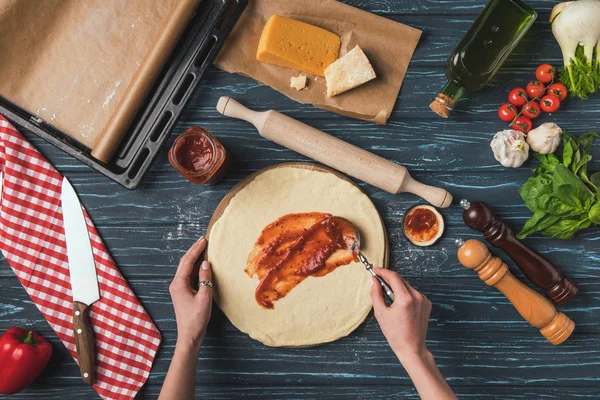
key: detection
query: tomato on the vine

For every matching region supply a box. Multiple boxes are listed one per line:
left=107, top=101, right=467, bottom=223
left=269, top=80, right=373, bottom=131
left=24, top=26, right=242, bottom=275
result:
left=508, top=88, right=528, bottom=106
left=511, top=116, right=532, bottom=133
left=526, top=81, right=546, bottom=99
left=535, top=64, right=555, bottom=83
left=522, top=101, right=541, bottom=119
left=547, top=83, right=568, bottom=101
left=540, top=94, right=561, bottom=113
left=498, top=103, right=518, bottom=122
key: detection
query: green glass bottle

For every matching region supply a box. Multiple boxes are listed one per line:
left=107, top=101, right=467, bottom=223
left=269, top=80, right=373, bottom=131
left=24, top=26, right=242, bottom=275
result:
left=430, top=0, right=537, bottom=118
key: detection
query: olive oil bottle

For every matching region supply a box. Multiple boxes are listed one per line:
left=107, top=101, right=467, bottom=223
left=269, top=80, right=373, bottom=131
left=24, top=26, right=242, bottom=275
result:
left=430, top=0, right=537, bottom=118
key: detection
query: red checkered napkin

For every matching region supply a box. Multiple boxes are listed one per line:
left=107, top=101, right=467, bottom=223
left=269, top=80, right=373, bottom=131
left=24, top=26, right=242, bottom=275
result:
left=0, top=116, right=161, bottom=399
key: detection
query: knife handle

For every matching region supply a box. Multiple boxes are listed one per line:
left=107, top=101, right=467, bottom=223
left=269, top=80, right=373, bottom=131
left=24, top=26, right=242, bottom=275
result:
left=73, top=301, right=95, bottom=385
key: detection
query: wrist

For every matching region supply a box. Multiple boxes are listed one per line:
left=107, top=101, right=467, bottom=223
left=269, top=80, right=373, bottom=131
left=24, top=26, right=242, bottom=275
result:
left=395, top=347, right=434, bottom=368
left=176, top=335, right=203, bottom=354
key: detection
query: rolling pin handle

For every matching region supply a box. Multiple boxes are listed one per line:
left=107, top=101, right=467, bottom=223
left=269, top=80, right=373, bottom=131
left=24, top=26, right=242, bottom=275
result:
left=217, top=96, right=266, bottom=131
left=401, top=175, right=453, bottom=208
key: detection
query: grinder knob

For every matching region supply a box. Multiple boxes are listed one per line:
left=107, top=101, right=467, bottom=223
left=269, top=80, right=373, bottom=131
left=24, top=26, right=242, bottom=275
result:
left=460, top=199, right=493, bottom=232
left=456, top=239, right=574, bottom=345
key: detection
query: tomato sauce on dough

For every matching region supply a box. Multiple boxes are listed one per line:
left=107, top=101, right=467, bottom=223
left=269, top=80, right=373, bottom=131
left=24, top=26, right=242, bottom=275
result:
left=246, top=213, right=358, bottom=309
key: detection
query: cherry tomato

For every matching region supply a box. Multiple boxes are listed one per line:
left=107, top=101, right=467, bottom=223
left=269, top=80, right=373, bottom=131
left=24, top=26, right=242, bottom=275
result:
left=498, top=103, right=518, bottom=122
left=522, top=101, right=541, bottom=119
left=540, top=94, right=561, bottom=113
left=547, top=83, right=568, bottom=101
left=526, top=81, right=546, bottom=99
left=535, top=64, right=555, bottom=83
left=508, top=88, right=528, bottom=107
left=511, top=116, right=532, bottom=133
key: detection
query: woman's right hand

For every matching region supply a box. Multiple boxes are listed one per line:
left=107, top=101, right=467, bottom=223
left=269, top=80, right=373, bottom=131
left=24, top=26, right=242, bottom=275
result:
left=370, top=267, right=432, bottom=361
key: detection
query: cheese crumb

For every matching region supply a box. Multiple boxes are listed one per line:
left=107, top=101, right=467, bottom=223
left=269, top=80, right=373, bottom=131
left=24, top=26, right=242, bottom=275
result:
left=290, top=75, right=308, bottom=91
left=324, top=45, right=376, bottom=97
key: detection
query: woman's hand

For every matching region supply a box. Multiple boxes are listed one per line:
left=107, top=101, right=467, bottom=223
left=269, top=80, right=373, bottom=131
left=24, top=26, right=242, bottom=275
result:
left=160, top=237, right=213, bottom=400
left=370, top=268, right=456, bottom=400
left=370, top=267, right=432, bottom=361
left=169, top=237, right=213, bottom=352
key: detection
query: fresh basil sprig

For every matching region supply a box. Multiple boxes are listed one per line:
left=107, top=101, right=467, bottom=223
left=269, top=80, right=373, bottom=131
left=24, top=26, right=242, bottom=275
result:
left=517, top=131, right=600, bottom=240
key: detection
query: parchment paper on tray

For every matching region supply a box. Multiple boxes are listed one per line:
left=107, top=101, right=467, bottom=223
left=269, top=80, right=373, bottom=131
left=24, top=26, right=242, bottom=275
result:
left=0, top=0, right=199, bottom=162
left=214, top=0, right=422, bottom=124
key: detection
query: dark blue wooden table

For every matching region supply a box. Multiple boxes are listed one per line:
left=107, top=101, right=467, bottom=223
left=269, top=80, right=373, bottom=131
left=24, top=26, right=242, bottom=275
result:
left=2, top=0, right=599, bottom=398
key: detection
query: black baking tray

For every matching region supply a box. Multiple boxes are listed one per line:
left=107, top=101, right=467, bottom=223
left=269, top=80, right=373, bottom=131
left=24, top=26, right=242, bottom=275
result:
left=0, top=0, right=247, bottom=189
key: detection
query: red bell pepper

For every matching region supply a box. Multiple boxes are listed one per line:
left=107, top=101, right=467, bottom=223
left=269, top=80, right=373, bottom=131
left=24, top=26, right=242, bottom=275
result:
left=0, top=327, right=52, bottom=394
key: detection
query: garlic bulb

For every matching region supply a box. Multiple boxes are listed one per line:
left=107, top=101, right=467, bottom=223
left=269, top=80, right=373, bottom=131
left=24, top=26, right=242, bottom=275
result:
left=490, top=130, right=530, bottom=168
left=526, top=122, right=562, bottom=154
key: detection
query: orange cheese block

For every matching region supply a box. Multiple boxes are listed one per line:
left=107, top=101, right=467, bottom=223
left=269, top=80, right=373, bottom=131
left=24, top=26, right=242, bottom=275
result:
left=256, top=15, right=340, bottom=77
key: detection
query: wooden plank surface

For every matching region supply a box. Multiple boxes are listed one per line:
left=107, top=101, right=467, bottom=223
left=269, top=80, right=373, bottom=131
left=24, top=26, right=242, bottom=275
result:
left=1, top=0, right=600, bottom=398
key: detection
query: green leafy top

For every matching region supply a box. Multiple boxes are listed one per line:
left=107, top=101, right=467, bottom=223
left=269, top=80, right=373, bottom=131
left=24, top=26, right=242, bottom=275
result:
left=517, top=131, right=599, bottom=240
left=560, top=45, right=600, bottom=100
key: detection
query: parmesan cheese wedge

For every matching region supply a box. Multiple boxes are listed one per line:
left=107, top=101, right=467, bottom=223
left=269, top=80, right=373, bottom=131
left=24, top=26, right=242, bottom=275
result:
left=324, top=45, right=377, bottom=97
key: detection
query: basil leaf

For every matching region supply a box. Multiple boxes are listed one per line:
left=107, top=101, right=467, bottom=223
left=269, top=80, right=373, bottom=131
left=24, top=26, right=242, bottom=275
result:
left=544, top=192, right=583, bottom=216
left=517, top=210, right=561, bottom=239
left=553, top=165, right=593, bottom=203
left=577, top=131, right=598, bottom=155
left=519, top=175, right=553, bottom=212
left=590, top=202, right=600, bottom=225
left=542, top=218, right=592, bottom=239
left=591, top=172, right=600, bottom=188
left=577, top=154, right=592, bottom=174
left=533, top=153, right=560, bottom=175
left=554, top=185, right=584, bottom=209
left=574, top=132, right=598, bottom=175
left=519, top=131, right=598, bottom=240
left=562, top=135, right=574, bottom=169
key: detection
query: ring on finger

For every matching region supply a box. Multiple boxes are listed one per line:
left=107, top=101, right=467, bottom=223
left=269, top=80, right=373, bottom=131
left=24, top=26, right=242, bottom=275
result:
left=198, top=280, right=213, bottom=289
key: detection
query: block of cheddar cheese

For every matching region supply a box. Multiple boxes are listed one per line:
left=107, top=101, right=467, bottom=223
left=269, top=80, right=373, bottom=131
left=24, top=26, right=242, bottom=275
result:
left=324, top=45, right=377, bottom=97
left=256, top=15, right=340, bottom=77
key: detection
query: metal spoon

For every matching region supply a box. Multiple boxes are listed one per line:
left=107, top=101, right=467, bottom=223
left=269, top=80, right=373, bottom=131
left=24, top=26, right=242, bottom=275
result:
left=329, top=217, right=395, bottom=304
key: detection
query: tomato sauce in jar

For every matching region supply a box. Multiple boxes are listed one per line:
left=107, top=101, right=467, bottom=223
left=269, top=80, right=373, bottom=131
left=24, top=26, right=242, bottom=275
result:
left=403, top=205, right=443, bottom=246
left=168, top=127, right=230, bottom=185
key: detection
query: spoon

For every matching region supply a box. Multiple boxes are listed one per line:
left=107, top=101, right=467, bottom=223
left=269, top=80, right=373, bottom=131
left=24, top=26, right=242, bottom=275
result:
left=328, top=217, right=395, bottom=305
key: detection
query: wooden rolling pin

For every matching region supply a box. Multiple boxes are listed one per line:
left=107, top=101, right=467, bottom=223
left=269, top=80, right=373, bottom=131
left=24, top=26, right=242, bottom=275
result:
left=456, top=238, right=574, bottom=345
left=216, top=97, right=452, bottom=208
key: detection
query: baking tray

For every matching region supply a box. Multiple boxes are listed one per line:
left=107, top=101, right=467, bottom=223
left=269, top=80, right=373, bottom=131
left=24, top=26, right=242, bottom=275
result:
left=0, top=0, right=247, bottom=189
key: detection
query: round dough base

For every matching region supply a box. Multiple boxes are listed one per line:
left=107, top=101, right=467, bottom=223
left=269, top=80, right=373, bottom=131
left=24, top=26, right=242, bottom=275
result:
left=206, top=163, right=387, bottom=347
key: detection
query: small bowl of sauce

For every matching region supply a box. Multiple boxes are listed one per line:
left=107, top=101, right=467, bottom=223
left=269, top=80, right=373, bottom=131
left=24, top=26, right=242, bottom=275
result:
left=403, top=205, right=444, bottom=247
left=168, top=127, right=230, bottom=185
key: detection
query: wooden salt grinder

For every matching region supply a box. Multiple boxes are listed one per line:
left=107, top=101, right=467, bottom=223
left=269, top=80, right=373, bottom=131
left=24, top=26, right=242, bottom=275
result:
left=456, top=238, right=574, bottom=345
left=460, top=200, right=577, bottom=305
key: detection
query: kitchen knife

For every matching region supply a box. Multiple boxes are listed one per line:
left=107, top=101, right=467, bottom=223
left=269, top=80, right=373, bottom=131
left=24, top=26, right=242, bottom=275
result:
left=61, top=177, right=100, bottom=385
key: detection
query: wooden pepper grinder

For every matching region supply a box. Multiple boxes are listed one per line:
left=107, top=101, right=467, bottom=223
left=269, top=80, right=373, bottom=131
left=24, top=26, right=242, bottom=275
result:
left=460, top=200, right=577, bottom=305
left=456, top=238, right=574, bottom=345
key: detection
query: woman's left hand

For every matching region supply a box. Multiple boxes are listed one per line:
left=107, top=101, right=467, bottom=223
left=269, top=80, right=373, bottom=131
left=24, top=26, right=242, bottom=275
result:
left=169, top=237, right=213, bottom=351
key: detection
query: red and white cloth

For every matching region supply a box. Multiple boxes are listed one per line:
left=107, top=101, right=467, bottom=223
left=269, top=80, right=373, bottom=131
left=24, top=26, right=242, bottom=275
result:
left=0, top=116, right=161, bottom=399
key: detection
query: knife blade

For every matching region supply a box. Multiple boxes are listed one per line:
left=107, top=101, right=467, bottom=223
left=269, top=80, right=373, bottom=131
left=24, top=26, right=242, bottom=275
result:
left=61, top=177, right=99, bottom=385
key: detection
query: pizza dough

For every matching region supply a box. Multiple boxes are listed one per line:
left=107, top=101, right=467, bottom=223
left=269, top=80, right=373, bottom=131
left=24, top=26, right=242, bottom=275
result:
left=207, top=164, right=387, bottom=347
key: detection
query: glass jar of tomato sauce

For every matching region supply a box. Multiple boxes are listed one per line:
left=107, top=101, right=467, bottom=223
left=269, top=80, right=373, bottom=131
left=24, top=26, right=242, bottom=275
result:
left=168, top=127, right=230, bottom=185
